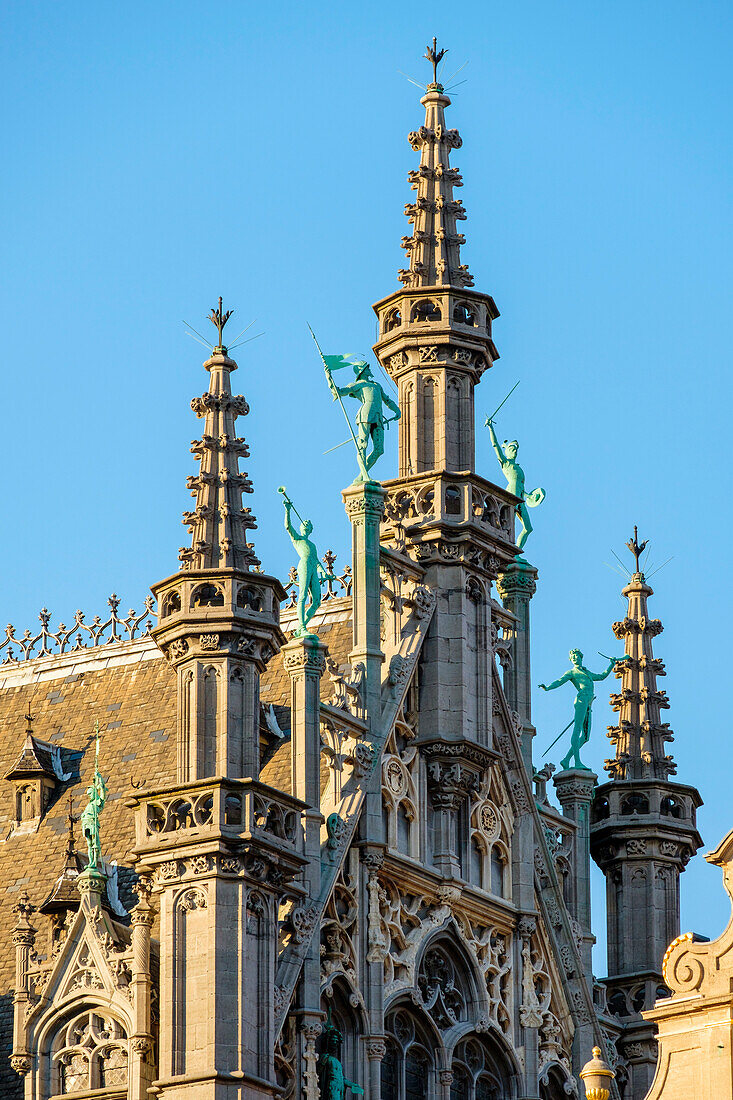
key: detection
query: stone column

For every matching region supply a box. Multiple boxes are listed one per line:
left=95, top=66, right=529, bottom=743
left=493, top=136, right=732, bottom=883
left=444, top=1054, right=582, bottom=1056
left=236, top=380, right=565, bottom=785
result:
left=301, top=1020, right=322, bottom=1100
left=496, top=559, right=538, bottom=774
left=553, top=769, right=597, bottom=989
left=283, top=636, right=327, bottom=1032
left=11, top=891, right=35, bottom=1079
left=517, top=916, right=542, bottom=1095
left=342, top=481, right=386, bottom=722
left=365, top=1036, right=387, bottom=1100
left=343, top=480, right=386, bottom=850
left=438, top=1068, right=454, bottom=1100
left=130, top=877, right=155, bottom=1100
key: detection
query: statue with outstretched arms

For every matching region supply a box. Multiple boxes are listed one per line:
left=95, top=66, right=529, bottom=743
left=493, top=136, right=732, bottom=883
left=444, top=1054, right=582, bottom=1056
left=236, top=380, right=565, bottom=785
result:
left=486, top=418, right=545, bottom=553
left=280, top=488, right=335, bottom=638
left=539, top=649, right=628, bottom=771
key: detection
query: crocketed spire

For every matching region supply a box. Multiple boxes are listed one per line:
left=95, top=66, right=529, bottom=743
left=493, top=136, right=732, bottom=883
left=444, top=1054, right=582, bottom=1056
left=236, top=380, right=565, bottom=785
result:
left=179, top=299, right=260, bottom=572
left=605, top=530, right=675, bottom=781
left=399, top=42, right=473, bottom=289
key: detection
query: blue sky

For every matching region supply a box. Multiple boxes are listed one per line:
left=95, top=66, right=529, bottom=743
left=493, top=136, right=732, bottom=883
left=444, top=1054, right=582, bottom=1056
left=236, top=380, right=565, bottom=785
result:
left=2, top=2, right=731, bottom=967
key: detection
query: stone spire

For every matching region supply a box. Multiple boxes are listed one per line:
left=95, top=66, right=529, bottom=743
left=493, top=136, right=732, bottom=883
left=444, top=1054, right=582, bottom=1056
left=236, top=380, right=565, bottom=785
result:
left=373, top=42, right=500, bottom=478
left=604, top=530, right=675, bottom=782
left=179, top=298, right=259, bottom=572
left=398, top=43, right=472, bottom=289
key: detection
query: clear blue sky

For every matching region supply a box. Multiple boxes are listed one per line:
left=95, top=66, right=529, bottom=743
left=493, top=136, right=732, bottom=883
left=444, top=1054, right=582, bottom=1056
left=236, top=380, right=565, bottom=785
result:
left=2, top=2, right=731, bottom=967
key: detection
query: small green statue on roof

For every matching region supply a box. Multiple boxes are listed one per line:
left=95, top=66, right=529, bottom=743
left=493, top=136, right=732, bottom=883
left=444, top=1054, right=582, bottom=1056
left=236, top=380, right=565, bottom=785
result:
left=309, top=327, right=400, bottom=482
left=540, top=649, right=629, bottom=771
left=318, top=1012, right=364, bottom=1100
left=80, top=722, right=108, bottom=871
left=280, top=487, right=336, bottom=638
left=486, top=415, right=545, bottom=554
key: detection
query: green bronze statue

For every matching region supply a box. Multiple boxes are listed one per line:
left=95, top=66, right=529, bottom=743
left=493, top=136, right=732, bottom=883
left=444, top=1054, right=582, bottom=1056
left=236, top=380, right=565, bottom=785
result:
left=318, top=1016, right=364, bottom=1100
left=486, top=416, right=545, bottom=553
left=309, top=328, right=400, bottom=482
left=80, top=724, right=108, bottom=871
left=280, top=487, right=335, bottom=638
left=539, top=649, right=628, bottom=771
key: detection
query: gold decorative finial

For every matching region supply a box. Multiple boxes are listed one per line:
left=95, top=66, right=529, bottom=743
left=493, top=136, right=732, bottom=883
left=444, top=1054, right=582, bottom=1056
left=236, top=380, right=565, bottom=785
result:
left=626, top=525, right=648, bottom=574
left=208, top=296, right=234, bottom=348
left=424, top=36, right=447, bottom=87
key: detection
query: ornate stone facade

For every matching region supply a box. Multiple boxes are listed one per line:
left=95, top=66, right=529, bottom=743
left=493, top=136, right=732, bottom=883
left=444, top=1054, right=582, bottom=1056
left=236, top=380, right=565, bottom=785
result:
left=0, top=49, right=703, bottom=1100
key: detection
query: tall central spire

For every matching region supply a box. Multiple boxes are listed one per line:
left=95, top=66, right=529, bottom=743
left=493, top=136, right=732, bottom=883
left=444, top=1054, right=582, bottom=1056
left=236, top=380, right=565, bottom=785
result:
left=373, top=41, right=499, bottom=477
left=399, top=40, right=472, bottom=289
left=179, top=299, right=259, bottom=572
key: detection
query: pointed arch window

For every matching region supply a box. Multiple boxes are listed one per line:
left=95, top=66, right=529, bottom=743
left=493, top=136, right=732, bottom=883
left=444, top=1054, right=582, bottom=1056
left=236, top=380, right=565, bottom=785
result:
left=51, top=1008, right=129, bottom=1095
left=382, top=1009, right=437, bottom=1100
left=450, top=1035, right=514, bottom=1100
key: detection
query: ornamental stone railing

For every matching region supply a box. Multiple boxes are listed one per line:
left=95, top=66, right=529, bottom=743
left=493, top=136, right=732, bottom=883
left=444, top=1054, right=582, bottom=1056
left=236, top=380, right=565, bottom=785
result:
left=381, top=470, right=516, bottom=545
left=282, top=549, right=353, bottom=608
left=130, top=777, right=304, bottom=856
left=0, top=595, right=156, bottom=663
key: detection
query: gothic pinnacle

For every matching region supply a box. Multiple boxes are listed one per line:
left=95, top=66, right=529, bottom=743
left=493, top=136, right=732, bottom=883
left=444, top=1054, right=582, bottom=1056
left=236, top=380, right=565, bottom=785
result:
left=398, top=46, right=473, bottom=289
left=179, top=301, right=261, bottom=573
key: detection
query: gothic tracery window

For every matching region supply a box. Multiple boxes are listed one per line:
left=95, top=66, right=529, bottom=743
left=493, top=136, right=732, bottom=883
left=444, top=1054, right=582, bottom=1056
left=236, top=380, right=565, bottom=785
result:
left=51, top=1009, right=129, bottom=1095
left=382, top=1010, right=436, bottom=1100
left=450, top=1036, right=513, bottom=1100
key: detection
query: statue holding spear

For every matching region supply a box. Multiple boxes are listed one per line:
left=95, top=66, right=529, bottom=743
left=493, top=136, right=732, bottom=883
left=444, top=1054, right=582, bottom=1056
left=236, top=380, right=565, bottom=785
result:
left=279, top=487, right=337, bottom=638
left=308, top=326, right=400, bottom=482
left=484, top=381, right=545, bottom=555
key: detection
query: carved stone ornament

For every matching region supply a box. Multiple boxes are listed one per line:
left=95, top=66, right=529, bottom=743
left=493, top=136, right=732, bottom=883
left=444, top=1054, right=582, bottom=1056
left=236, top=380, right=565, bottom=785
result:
left=220, top=855, right=242, bottom=874
left=166, top=637, right=189, bottom=662
left=131, top=1035, right=153, bottom=1059
left=200, top=633, right=220, bottom=650
left=158, top=860, right=180, bottom=882
left=478, top=800, right=499, bottom=839
left=626, top=838, right=647, bottom=856
left=11, top=1055, right=32, bottom=1076
left=366, top=1038, right=387, bottom=1061
left=179, top=887, right=207, bottom=911
left=290, top=905, right=318, bottom=945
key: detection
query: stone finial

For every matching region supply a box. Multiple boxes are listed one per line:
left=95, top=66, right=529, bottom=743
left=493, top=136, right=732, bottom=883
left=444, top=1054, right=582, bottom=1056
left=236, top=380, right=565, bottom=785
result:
left=12, top=890, right=35, bottom=931
left=579, top=1046, right=615, bottom=1099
